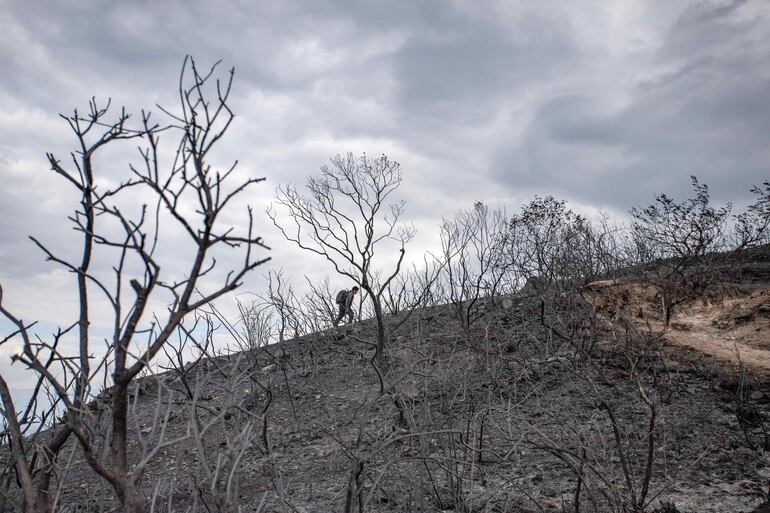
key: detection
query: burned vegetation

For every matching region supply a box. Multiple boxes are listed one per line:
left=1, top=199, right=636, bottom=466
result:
left=2, top=58, right=770, bottom=513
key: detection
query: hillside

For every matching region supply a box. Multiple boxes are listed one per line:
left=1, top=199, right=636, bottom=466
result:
left=3, top=253, right=770, bottom=513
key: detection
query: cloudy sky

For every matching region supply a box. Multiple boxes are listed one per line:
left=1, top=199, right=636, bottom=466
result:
left=1, top=0, right=769, bottom=389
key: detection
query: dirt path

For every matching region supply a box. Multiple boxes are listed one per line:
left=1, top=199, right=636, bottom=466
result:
left=663, top=329, right=770, bottom=371
left=589, top=283, right=770, bottom=371
left=663, top=293, right=770, bottom=371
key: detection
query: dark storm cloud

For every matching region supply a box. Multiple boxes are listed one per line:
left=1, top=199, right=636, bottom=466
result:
left=394, top=9, right=581, bottom=123
left=492, top=0, right=770, bottom=209
left=2, top=0, right=770, bottom=327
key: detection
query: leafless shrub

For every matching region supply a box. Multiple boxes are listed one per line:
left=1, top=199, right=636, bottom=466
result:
left=147, top=312, right=273, bottom=513
left=512, top=196, right=624, bottom=298
left=440, top=202, right=512, bottom=329
left=630, top=177, right=733, bottom=325
left=236, top=299, right=275, bottom=352
left=381, top=257, right=443, bottom=316
left=268, top=153, right=415, bottom=354
left=261, top=269, right=304, bottom=343
left=735, top=362, right=769, bottom=451
left=734, top=181, right=770, bottom=249
left=0, top=56, right=268, bottom=513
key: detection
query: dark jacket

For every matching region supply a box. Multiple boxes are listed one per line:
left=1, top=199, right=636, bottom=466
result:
left=336, top=289, right=355, bottom=310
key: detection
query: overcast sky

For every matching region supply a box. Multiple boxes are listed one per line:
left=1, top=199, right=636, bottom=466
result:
left=1, top=0, right=769, bottom=389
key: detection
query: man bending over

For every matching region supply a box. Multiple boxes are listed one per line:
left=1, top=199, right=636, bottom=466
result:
left=334, top=286, right=359, bottom=326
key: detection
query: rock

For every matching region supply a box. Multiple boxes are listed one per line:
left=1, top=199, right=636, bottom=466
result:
left=734, top=310, right=755, bottom=324
left=137, top=378, right=161, bottom=396
left=585, top=279, right=621, bottom=289
left=750, top=391, right=764, bottom=401
left=261, top=364, right=276, bottom=373
left=397, top=383, right=419, bottom=400
left=541, top=486, right=558, bottom=497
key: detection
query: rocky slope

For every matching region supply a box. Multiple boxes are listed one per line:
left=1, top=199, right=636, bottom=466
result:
left=4, top=251, right=770, bottom=513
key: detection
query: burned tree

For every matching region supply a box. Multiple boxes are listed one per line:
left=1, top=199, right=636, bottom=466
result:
left=631, top=177, right=731, bottom=325
left=440, top=202, right=512, bottom=329
left=0, top=57, right=268, bottom=513
left=734, top=180, right=770, bottom=250
left=510, top=195, right=619, bottom=294
left=268, top=153, right=414, bottom=354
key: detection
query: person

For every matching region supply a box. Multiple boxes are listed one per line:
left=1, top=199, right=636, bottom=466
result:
left=334, top=286, right=359, bottom=326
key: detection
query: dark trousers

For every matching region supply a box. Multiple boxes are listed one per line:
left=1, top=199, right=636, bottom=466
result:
left=334, top=304, right=353, bottom=325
